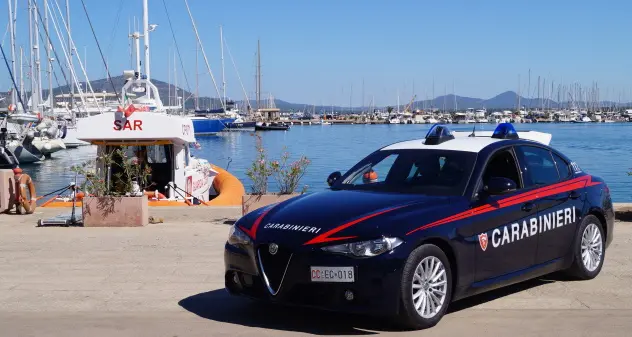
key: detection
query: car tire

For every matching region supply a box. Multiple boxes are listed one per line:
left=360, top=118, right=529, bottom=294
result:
left=397, top=244, right=453, bottom=330
left=566, top=214, right=606, bottom=280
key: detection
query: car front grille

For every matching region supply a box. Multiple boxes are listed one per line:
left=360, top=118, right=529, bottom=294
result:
left=257, top=244, right=293, bottom=295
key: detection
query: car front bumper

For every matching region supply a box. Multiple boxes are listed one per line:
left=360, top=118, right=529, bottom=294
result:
left=224, top=242, right=405, bottom=316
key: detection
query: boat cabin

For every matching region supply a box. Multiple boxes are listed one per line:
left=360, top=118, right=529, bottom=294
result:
left=75, top=111, right=217, bottom=202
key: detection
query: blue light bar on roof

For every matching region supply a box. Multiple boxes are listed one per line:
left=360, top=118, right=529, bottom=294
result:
left=491, top=123, right=519, bottom=139
left=425, top=124, right=455, bottom=145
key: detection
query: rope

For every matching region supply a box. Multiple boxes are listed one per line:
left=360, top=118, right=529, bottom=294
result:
left=78, top=0, right=121, bottom=104
left=0, top=37, right=28, bottom=115
left=167, top=182, right=208, bottom=206
left=34, top=16, right=68, bottom=99
left=104, top=0, right=125, bottom=67
left=37, top=184, right=72, bottom=200
left=161, top=0, right=193, bottom=98
left=167, top=183, right=192, bottom=206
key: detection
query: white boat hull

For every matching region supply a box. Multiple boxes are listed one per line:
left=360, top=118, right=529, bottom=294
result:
left=32, top=138, right=66, bottom=155
left=63, top=126, right=90, bottom=148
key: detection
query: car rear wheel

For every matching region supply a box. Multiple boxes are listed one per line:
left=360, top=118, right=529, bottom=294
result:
left=567, top=215, right=605, bottom=280
left=398, top=244, right=452, bottom=330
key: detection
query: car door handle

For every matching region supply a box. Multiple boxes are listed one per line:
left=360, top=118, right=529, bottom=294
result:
left=569, top=191, right=581, bottom=200
left=521, top=202, right=535, bottom=212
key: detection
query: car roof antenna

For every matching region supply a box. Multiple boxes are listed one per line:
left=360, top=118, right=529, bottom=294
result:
left=468, top=126, right=476, bottom=137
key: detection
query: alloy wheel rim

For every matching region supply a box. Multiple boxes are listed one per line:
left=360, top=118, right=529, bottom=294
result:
left=581, top=223, right=603, bottom=272
left=411, top=256, right=448, bottom=319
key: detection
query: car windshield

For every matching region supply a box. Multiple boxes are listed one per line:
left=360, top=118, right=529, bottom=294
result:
left=333, top=149, right=477, bottom=196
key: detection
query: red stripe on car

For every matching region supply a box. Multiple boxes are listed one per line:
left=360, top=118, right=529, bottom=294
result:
left=240, top=208, right=272, bottom=240
left=406, top=175, right=600, bottom=235
left=303, top=206, right=406, bottom=245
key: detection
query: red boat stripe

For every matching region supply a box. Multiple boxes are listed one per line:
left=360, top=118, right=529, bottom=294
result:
left=406, top=175, right=600, bottom=236
left=303, top=206, right=406, bottom=245
left=239, top=207, right=272, bottom=240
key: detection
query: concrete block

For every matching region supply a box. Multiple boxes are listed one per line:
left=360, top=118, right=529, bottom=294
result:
left=82, top=196, right=148, bottom=227
left=0, top=169, right=17, bottom=212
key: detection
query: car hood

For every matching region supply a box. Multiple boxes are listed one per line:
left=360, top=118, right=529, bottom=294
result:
left=243, top=190, right=461, bottom=248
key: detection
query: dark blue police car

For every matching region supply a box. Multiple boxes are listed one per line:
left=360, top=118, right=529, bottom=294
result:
left=224, top=123, right=614, bottom=329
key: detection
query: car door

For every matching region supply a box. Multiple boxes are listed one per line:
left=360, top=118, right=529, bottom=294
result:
left=467, top=147, right=539, bottom=282
left=514, top=146, right=585, bottom=264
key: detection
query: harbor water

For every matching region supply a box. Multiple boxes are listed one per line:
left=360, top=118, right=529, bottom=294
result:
left=23, top=123, right=632, bottom=202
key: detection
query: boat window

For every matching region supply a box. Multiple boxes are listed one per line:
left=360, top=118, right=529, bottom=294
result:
left=146, top=145, right=167, bottom=164
left=334, top=149, right=476, bottom=196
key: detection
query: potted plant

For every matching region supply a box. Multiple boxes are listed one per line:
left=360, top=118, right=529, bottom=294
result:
left=242, top=133, right=310, bottom=215
left=71, top=147, right=151, bottom=227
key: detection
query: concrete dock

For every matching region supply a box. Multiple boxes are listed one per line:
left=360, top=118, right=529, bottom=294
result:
left=1, top=206, right=632, bottom=336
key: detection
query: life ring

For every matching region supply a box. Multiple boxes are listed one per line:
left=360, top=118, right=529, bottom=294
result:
left=60, top=124, right=67, bottom=139
left=13, top=168, right=36, bottom=214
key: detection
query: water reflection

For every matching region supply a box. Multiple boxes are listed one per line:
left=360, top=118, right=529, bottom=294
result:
left=22, top=123, right=632, bottom=202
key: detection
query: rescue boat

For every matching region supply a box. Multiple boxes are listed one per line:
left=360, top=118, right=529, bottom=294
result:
left=41, top=75, right=244, bottom=207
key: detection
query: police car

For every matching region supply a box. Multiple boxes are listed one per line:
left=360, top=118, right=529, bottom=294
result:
left=224, top=123, right=614, bottom=329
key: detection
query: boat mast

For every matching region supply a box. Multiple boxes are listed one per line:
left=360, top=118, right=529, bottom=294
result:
left=7, top=0, right=17, bottom=106
left=131, top=18, right=141, bottom=80
left=168, top=47, right=171, bottom=107
left=28, top=0, right=35, bottom=111
left=44, top=0, right=52, bottom=111
left=412, top=80, right=415, bottom=111
left=34, top=0, right=43, bottom=114
left=195, top=41, right=199, bottom=110
left=220, top=25, right=226, bottom=108
left=183, top=0, right=225, bottom=112
left=142, top=0, right=151, bottom=99
left=66, top=0, right=73, bottom=111
left=257, top=39, right=261, bottom=112
left=20, top=47, right=24, bottom=104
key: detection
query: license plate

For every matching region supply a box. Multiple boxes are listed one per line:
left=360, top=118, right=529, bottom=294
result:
left=310, top=266, right=354, bottom=282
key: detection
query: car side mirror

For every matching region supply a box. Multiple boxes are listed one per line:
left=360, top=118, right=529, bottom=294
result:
left=484, top=177, right=517, bottom=195
left=327, top=171, right=342, bottom=187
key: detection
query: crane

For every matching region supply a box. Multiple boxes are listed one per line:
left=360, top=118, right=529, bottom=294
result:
left=402, top=94, right=417, bottom=113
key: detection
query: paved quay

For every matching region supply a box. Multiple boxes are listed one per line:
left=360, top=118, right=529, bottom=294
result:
left=1, top=206, right=632, bottom=336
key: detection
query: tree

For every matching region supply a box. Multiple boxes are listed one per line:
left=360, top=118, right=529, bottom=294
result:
left=387, top=106, right=393, bottom=114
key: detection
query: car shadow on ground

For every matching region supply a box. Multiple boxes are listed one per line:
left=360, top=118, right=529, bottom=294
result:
left=179, top=273, right=569, bottom=335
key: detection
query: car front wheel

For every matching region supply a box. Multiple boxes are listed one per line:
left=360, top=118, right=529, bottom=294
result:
left=398, top=244, right=453, bottom=330
left=567, top=214, right=605, bottom=280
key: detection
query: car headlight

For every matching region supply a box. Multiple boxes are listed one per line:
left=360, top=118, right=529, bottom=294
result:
left=227, top=225, right=252, bottom=246
left=321, top=237, right=403, bottom=257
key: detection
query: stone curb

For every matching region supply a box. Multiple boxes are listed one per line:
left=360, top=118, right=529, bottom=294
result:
left=615, top=203, right=632, bottom=222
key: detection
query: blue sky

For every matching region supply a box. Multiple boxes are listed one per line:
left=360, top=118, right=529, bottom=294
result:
left=3, top=0, right=632, bottom=106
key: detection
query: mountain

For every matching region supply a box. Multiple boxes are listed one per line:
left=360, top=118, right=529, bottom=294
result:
left=2, top=78, right=629, bottom=112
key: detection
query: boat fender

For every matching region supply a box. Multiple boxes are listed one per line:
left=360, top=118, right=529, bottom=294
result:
left=60, top=125, right=67, bottom=139
left=13, top=168, right=36, bottom=214
left=46, top=126, right=58, bottom=139
left=73, top=191, right=86, bottom=200
left=144, top=190, right=166, bottom=200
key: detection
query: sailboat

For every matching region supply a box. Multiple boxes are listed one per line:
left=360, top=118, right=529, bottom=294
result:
left=186, top=26, right=234, bottom=135
left=251, top=40, right=287, bottom=131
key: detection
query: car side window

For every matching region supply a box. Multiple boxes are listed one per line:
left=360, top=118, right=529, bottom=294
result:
left=481, top=149, right=522, bottom=190
left=552, top=152, right=572, bottom=180
left=516, top=146, right=560, bottom=187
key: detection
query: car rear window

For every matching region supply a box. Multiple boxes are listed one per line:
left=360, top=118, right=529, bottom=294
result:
left=516, top=146, right=560, bottom=187
left=552, top=152, right=572, bottom=180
